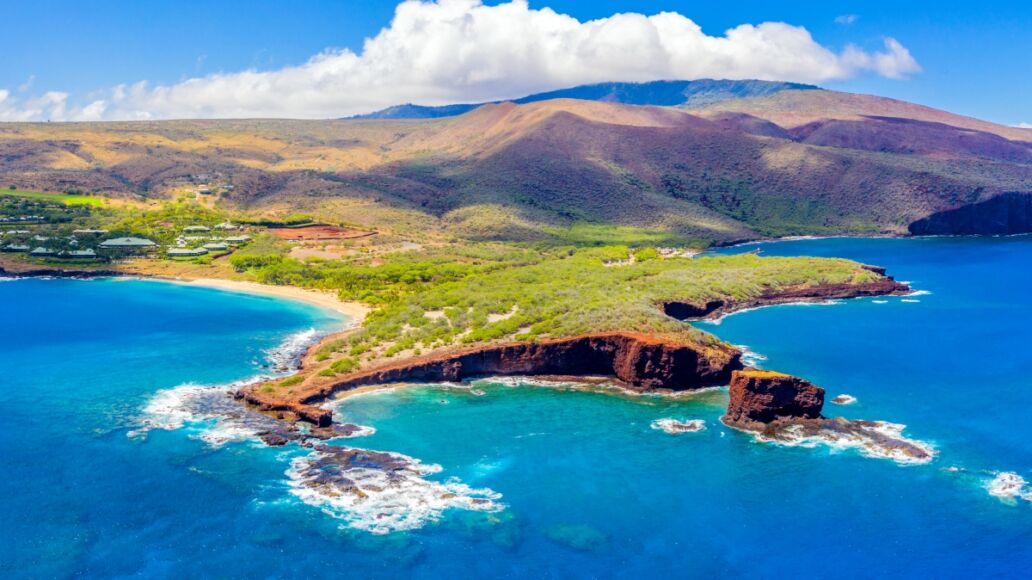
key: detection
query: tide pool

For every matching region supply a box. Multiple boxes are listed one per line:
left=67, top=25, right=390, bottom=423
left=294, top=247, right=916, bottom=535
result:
left=2, top=237, right=1032, bottom=578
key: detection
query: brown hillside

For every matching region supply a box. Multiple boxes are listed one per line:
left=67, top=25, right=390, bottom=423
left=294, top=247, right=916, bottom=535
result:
left=3, top=94, right=1032, bottom=241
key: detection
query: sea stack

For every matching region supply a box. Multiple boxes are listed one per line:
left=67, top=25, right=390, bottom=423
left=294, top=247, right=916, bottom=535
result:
left=723, top=369, right=824, bottom=430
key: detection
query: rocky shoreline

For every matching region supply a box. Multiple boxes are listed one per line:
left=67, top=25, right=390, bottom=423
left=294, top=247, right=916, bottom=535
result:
left=239, top=275, right=910, bottom=428
left=5, top=258, right=917, bottom=446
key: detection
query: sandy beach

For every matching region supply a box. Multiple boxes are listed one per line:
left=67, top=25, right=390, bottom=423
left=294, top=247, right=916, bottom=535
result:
left=183, top=278, right=370, bottom=323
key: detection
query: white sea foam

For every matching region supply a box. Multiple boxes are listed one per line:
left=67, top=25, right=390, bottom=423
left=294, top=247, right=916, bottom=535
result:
left=735, top=344, right=767, bottom=367
left=985, top=472, right=1032, bottom=504
left=133, top=327, right=326, bottom=446
left=651, top=418, right=706, bottom=434
left=264, top=328, right=319, bottom=372
left=901, top=299, right=921, bottom=303
left=831, top=394, right=857, bottom=405
left=752, top=420, right=936, bottom=465
left=872, top=299, right=888, bottom=304
left=130, top=377, right=277, bottom=447
left=286, top=447, right=503, bottom=535
left=701, top=300, right=842, bottom=325
left=906, top=289, right=932, bottom=297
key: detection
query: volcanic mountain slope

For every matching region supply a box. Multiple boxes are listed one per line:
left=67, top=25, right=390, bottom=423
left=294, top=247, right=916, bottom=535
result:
left=2, top=87, right=1032, bottom=241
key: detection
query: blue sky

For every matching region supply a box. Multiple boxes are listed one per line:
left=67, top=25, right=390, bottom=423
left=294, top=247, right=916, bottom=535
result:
left=3, top=0, right=1030, bottom=124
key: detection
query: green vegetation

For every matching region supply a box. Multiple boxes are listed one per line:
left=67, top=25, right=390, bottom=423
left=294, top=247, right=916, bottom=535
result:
left=230, top=241, right=878, bottom=378
left=0, top=188, right=105, bottom=207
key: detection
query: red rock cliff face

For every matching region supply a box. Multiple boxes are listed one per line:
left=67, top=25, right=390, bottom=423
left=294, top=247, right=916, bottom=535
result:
left=723, top=369, right=825, bottom=430
left=663, top=277, right=910, bottom=321
left=300, top=333, right=742, bottom=405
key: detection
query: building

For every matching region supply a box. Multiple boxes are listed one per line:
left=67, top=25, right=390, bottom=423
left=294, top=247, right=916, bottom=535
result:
left=64, top=249, right=97, bottom=259
left=167, top=247, right=208, bottom=257
left=99, top=237, right=157, bottom=249
left=224, top=235, right=251, bottom=245
left=202, top=243, right=228, bottom=251
left=214, top=222, right=238, bottom=231
left=1, top=244, right=29, bottom=252
left=73, top=229, right=109, bottom=235
left=30, top=247, right=57, bottom=257
left=183, top=225, right=210, bottom=233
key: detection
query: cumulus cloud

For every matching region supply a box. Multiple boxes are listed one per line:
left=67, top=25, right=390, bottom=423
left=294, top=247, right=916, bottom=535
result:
left=0, top=0, right=921, bottom=121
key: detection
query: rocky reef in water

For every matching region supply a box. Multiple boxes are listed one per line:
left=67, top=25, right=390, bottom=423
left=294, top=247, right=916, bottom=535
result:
left=722, top=369, right=934, bottom=464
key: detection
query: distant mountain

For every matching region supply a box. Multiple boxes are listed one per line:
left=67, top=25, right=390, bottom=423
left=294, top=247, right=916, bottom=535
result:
left=350, top=79, right=820, bottom=120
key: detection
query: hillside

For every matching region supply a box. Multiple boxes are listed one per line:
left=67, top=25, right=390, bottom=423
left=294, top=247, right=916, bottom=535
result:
left=2, top=87, right=1032, bottom=242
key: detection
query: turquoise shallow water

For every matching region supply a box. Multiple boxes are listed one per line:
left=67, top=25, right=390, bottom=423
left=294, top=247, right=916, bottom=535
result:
left=2, top=237, right=1032, bottom=578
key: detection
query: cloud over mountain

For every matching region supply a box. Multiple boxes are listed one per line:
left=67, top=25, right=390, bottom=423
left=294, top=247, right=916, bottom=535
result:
left=0, top=0, right=920, bottom=121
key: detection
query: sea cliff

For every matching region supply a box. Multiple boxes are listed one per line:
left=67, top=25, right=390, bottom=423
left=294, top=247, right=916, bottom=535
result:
left=239, top=276, right=910, bottom=427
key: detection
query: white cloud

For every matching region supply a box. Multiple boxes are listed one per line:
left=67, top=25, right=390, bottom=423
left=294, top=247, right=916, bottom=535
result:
left=841, top=37, right=921, bottom=80
left=0, top=90, right=69, bottom=122
left=18, top=75, right=36, bottom=93
left=835, top=14, right=859, bottom=25
left=1017, top=123, right=1032, bottom=129
left=0, top=0, right=921, bottom=121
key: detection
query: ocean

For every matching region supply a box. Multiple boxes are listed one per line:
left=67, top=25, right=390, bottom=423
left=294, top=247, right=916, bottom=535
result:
left=2, top=236, right=1031, bottom=578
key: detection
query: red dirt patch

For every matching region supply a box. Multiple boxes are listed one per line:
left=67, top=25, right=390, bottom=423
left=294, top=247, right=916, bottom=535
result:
left=268, top=224, right=375, bottom=241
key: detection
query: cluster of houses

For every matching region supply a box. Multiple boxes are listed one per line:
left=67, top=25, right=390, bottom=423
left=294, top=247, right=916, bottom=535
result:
left=0, top=215, right=45, bottom=223
left=0, top=222, right=251, bottom=261
left=166, top=222, right=250, bottom=258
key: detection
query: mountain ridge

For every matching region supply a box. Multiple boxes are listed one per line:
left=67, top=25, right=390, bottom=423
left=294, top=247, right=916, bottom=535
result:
left=349, top=79, right=820, bottom=120
left=2, top=83, right=1031, bottom=242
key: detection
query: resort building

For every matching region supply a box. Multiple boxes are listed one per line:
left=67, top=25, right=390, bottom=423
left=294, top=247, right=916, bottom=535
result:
left=202, top=242, right=228, bottom=251
left=64, top=249, right=97, bottom=259
left=30, top=247, right=57, bottom=257
left=225, top=235, right=251, bottom=245
left=184, top=225, right=211, bottom=233
left=73, top=229, right=109, bottom=235
left=99, top=237, right=157, bottom=249
left=167, top=247, right=208, bottom=257
left=2, top=244, right=29, bottom=252
left=214, top=222, right=238, bottom=230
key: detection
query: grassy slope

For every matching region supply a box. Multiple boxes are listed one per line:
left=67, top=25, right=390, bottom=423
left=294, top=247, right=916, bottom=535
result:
left=0, top=188, right=105, bottom=206
left=227, top=241, right=879, bottom=382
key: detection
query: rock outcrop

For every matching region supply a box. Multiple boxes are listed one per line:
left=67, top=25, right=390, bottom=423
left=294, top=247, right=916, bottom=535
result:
left=723, top=369, right=825, bottom=430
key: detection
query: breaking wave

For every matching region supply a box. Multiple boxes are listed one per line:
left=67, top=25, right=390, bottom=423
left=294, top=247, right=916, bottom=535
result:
left=286, top=445, right=503, bottom=535
left=735, top=344, right=768, bottom=367
left=132, top=327, right=325, bottom=446
left=263, top=328, right=319, bottom=372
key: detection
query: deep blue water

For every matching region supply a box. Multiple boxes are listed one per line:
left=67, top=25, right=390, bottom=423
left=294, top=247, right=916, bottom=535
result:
left=2, top=237, right=1032, bottom=578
